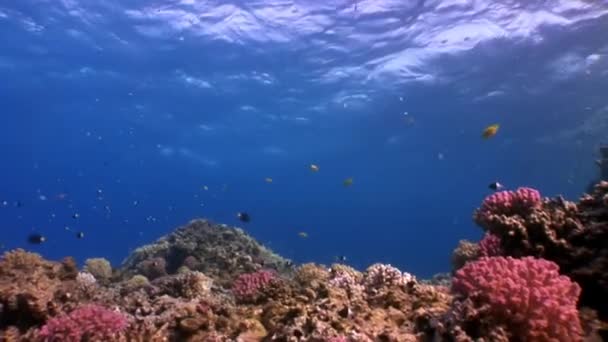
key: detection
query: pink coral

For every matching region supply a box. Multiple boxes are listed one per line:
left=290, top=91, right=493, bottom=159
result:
left=475, top=187, right=542, bottom=229
left=478, top=233, right=502, bottom=257
left=478, top=187, right=541, bottom=216
left=452, top=256, right=582, bottom=342
left=232, top=269, right=276, bottom=303
left=327, top=337, right=348, bottom=342
left=38, top=304, right=128, bottom=342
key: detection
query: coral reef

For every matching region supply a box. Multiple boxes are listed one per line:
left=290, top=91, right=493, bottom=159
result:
left=119, top=219, right=292, bottom=287
left=0, top=179, right=606, bottom=341
left=471, top=182, right=608, bottom=322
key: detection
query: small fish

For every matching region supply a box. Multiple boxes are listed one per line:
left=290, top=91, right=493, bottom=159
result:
left=76, top=232, right=84, bottom=239
left=27, top=233, right=46, bottom=244
left=482, top=124, right=500, bottom=139
left=265, top=177, right=273, bottom=183
left=343, top=178, right=353, bottom=187
left=14, top=201, right=23, bottom=208
left=488, top=182, right=504, bottom=191
left=298, top=232, right=308, bottom=238
left=310, top=164, right=319, bottom=172
left=55, top=193, right=68, bottom=200
left=596, top=159, right=603, bottom=167
left=237, top=212, right=251, bottom=223
left=336, top=255, right=347, bottom=262
left=72, top=213, right=80, bottom=219
left=202, top=185, right=209, bottom=191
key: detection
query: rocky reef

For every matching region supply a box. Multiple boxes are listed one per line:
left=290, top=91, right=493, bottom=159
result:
left=0, top=183, right=606, bottom=341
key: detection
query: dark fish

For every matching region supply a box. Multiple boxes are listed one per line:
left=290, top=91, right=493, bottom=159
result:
left=76, top=232, right=84, bottom=239
left=14, top=201, right=23, bottom=208
left=488, top=182, right=504, bottom=191
left=28, top=233, right=46, bottom=244
left=237, top=212, right=250, bottom=223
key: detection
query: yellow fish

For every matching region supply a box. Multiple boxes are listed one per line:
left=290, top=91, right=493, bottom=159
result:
left=310, top=164, right=319, bottom=172
left=298, top=232, right=308, bottom=238
left=265, top=177, right=273, bottom=183
left=343, top=178, right=353, bottom=187
left=482, top=124, right=499, bottom=139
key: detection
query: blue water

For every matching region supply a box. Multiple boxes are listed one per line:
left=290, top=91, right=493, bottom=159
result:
left=1, top=1, right=607, bottom=278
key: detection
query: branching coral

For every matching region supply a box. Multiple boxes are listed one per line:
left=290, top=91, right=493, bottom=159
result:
left=232, top=270, right=276, bottom=304
left=452, top=256, right=582, bottom=341
left=478, top=233, right=502, bottom=257
left=38, top=304, right=128, bottom=341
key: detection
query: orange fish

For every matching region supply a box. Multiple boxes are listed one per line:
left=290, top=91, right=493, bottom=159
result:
left=482, top=124, right=499, bottom=139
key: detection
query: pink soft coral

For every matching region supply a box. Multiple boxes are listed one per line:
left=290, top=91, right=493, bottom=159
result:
left=452, top=256, right=582, bottom=342
left=38, top=304, right=128, bottom=342
left=232, top=269, right=276, bottom=303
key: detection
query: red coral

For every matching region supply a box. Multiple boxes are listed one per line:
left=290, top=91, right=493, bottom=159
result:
left=38, top=304, right=128, bottom=342
left=453, top=256, right=582, bottom=342
left=232, top=270, right=276, bottom=303
left=478, top=233, right=502, bottom=257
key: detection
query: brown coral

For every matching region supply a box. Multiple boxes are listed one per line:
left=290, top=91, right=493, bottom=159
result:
left=451, top=240, right=480, bottom=271
left=119, top=219, right=292, bottom=287
left=84, top=258, right=113, bottom=282
left=0, top=249, right=75, bottom=329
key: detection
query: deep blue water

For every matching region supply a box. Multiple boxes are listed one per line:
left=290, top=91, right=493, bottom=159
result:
left=1, top=0, right=607, bottom=278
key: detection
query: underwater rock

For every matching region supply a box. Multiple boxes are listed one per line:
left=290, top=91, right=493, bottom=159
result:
left=119, top=219, right=291, bottom=287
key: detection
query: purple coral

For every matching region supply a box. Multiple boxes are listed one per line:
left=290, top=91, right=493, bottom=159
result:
left=232, top=269, right=276, bottom=303
left=38, top=304, right=128, bottom=342
left=452, top=256, right=582, bottom=341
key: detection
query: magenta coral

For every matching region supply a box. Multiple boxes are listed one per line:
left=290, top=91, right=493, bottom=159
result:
left=232, top=269, right=276, bottom=302
left=452, top=256, right=582, bottom=342
left=478, top=233, right=502, bottom=257
left=38, top=304, right=128, bottom=342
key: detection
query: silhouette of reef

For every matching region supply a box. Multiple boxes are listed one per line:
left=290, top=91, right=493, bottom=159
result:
left=0, top=183, right=606, bottom=341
